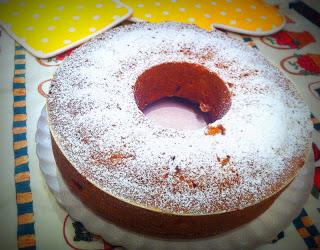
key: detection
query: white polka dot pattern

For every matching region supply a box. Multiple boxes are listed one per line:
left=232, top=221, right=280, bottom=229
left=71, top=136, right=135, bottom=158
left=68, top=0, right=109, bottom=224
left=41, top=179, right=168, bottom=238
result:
left=122, top=0, right=285, bottom=35
left=0, top=0, right=132, bottom=58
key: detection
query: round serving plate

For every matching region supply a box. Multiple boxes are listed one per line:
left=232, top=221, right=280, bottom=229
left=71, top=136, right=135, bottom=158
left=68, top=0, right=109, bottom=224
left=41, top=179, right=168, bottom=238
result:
left=36, top=105, right=314, bottom=250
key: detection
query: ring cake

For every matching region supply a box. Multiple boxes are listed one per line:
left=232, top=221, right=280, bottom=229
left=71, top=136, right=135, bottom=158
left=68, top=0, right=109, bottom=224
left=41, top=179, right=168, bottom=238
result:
left=47, top=22, right=312, bottom=239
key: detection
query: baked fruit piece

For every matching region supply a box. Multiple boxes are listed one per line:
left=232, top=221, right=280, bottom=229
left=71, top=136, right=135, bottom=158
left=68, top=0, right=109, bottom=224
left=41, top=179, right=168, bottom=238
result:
left=47, top=22, right=312, bottom=238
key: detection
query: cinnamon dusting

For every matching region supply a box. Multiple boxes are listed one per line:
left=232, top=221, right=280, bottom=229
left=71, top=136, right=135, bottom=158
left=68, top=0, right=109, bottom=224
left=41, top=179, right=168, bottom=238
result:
left=108, top=153, right=134, bottom=163
left=173, top=166, right=198, bottom=189
left=91, top=152, right=134, bottom=166
left=217, top=155, right=231, bottom=166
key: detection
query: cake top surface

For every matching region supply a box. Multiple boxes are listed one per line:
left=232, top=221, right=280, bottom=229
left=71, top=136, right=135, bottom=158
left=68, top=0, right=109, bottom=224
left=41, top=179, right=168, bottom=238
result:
left=47, top=22, right=312, bottom=215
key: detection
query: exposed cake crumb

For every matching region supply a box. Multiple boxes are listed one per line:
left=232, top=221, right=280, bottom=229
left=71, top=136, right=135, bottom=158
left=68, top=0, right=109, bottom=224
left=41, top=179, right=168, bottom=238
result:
left=218, top=155, right=231, bottom=166
left=206, top=124, right=226, bottom=136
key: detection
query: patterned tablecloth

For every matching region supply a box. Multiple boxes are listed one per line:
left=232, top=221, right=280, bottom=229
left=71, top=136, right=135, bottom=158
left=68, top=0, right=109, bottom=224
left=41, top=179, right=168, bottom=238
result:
left=0, top=1, right=320, bottom=250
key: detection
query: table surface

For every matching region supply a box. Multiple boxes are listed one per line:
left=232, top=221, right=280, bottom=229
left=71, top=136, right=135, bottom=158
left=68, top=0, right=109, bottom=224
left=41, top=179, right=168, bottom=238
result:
left=0, top=2, right=320, bottom=250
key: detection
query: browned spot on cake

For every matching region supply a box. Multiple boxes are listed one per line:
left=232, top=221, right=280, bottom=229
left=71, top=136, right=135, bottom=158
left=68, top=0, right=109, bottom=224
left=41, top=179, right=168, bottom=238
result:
left=221, top=155, right=230, bottom=166
left=239, top=69, right=259, bottom=78
left=81, top=137, right=90, bottom=145
left=217, top=155, right=231, bottom=166
left=179, top=48, right=193, bottom=56
left=178, top=47, right=215, bottom=61
left=108, top=153, right=134, bottom=164
left=77, top=127, right=91, bottom=144
left=173, top=166, right=198, bottom=190
left=219, top=175, right=240, bottom=191
left=162, top=172, right=169, bottom=179
left=240, top=72, right=250, bottom=78
left=215, top=62, right=230, bottom=69
left=90, top=151, right=108, bottom=165
left=174, top=166, right=181, bottom=174
left=91, top=151, right=134, bottom=166
left=227, top=82, right=234, bottom=88
left=199, top=49, right=215, bottom=61
left=187, top=180, right=198, bottom=188
left=161, top=165, right=170, bottom=180
left=199, top=102, right=211, bottom=112
left=206, top=124, right=226, bottom=136
left=219, top=167, right=241, bottom=191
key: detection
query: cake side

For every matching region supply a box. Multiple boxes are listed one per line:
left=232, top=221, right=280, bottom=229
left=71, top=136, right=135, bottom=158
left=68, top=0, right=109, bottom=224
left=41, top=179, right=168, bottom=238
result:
left=51, top=133, right=288, bottom=238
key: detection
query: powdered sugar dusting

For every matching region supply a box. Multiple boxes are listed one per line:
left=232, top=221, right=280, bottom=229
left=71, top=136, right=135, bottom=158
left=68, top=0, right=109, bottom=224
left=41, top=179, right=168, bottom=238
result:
left=47, top=22, right=312, bottom=214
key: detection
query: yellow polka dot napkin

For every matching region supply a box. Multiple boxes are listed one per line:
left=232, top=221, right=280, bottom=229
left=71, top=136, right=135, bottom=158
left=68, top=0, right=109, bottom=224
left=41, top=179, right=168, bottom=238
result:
left=0, top=0, right=132, bottom=58
left=122, top=0, right=285, bottom=36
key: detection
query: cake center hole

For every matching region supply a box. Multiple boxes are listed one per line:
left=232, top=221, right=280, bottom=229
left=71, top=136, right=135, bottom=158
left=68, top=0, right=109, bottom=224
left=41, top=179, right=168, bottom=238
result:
left=134, top=62, right=231, bottom=130
left=143, top=96, right=209, bottom=130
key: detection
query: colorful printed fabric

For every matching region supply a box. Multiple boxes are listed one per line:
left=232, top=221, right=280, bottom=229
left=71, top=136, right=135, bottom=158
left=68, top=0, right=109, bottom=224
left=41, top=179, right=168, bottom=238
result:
left=293, top=209, right=320, bottom=249
left=12, top=43, right=36, bottom=250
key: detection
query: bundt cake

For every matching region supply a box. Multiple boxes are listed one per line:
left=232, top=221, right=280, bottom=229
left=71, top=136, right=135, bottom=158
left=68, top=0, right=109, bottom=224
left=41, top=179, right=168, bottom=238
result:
left=47, top=22, right=312, bottom=238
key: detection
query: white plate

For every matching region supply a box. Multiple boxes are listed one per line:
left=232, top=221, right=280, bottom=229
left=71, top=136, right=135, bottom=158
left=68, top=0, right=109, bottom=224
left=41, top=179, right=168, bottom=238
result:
left=36, top=105, right=314, bottom=250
